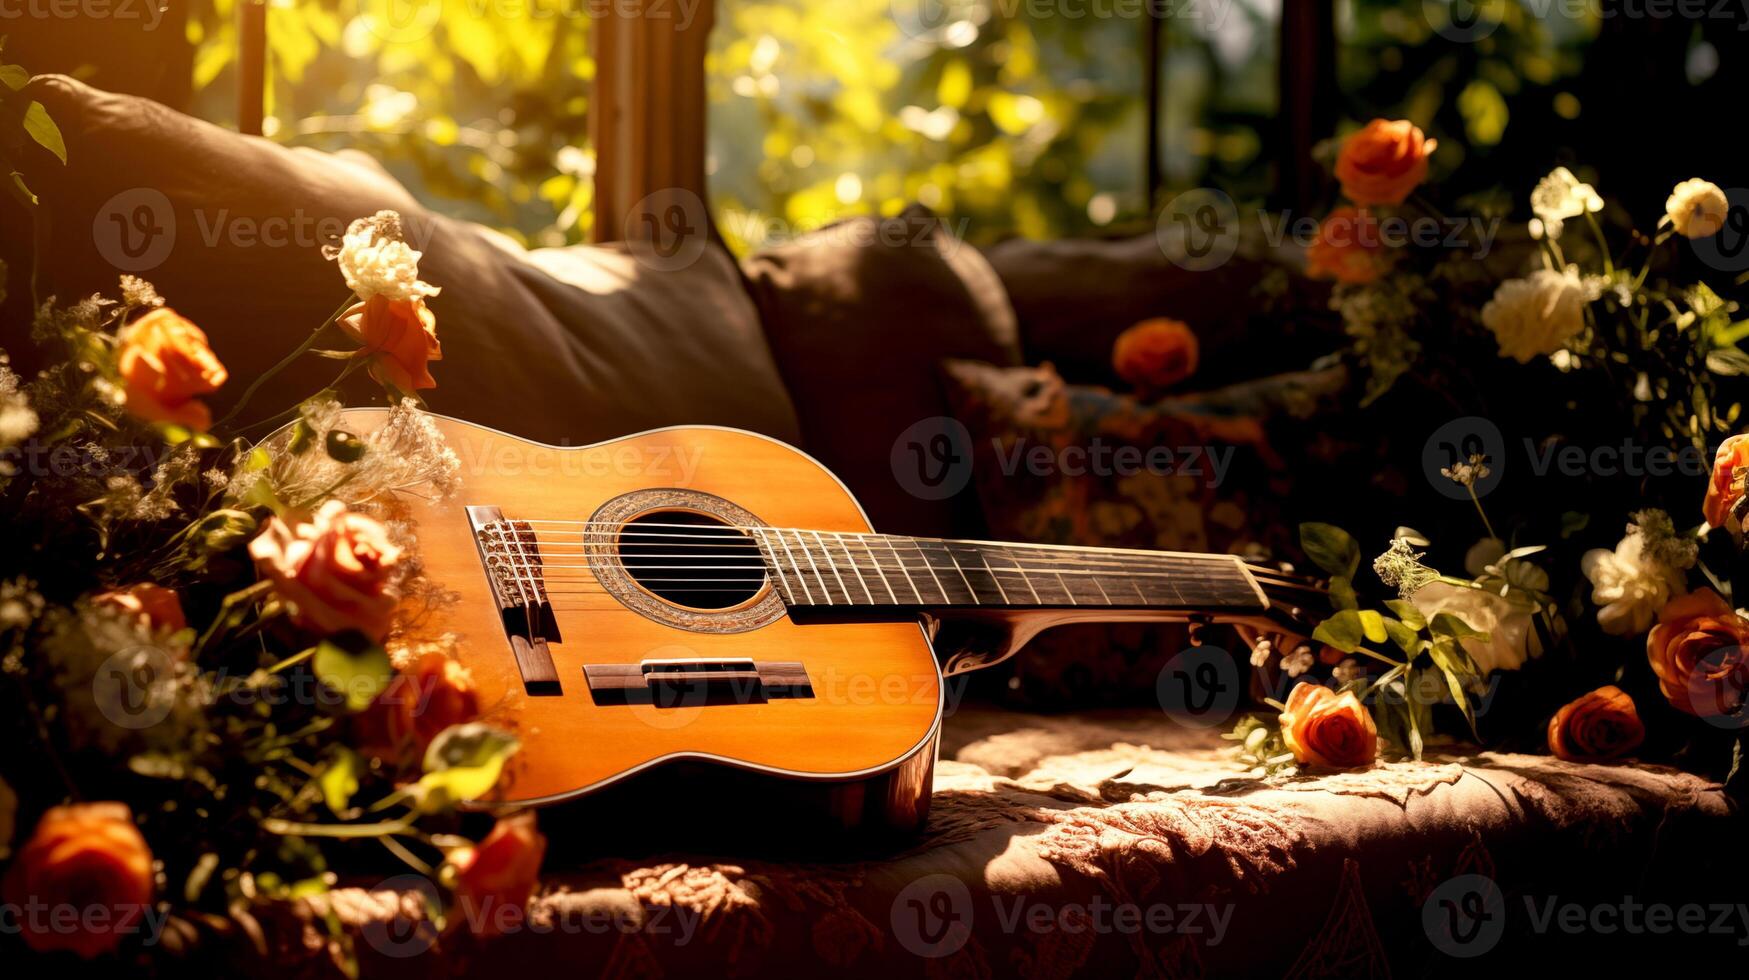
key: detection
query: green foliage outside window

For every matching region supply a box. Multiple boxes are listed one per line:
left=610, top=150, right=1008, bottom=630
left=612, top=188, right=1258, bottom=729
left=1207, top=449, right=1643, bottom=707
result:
left=170, top=1, right=1619, bottom=251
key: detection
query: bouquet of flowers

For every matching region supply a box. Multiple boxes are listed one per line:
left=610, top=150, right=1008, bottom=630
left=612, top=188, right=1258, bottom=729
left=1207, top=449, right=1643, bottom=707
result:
left=1230, top=119, right=1748, bottom=793
left=0, top=212, right=545, bottom=971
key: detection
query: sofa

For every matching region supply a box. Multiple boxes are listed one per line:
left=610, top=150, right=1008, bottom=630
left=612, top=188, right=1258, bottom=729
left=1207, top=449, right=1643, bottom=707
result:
left=3, top=77, right=1740, bottom=977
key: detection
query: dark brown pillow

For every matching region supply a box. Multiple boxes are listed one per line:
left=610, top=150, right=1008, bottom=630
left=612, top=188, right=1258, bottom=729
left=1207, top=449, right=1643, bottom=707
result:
left=8, top=75, right=802, bottom=449
left=741, top=207, right=1021, bottom=536
left=984, top=233, right=1332, bottom=389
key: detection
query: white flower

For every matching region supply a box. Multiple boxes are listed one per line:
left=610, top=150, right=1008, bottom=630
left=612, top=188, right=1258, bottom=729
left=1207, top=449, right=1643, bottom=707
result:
left=1282, top=646, right=1315, bottom=678
left=1248, top=637, right=1273, bottom=668
left=1665, top=179, right=1728, bottom=239
left=1580, top=531, right=1687, bottom=636
left=1481, top=266, right=1594, bottom=363
left=330, top=210, right=440, bottom=302
left=1411, top=581, right=1543, bottom=675
left=1332, top=658, right=1364, bottom=686
left=1530, top=167, right=1602, bottom=240
left=0, top=389, right=36, bottom=448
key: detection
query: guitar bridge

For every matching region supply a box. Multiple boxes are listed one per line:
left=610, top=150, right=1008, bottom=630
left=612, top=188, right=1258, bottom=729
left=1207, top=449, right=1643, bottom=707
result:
left=582, top=658, right=813, bottom=706
left=469, top=506, right=561, bottom=694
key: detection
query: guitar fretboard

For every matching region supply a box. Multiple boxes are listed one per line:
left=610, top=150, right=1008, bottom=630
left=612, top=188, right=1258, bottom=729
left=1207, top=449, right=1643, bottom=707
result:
left=747, top=529, right=1265, bottom=612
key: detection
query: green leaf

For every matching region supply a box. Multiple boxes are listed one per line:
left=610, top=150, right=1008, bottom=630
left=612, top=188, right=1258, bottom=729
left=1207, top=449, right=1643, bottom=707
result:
left=318, top=747, right=361, bottom=815
left=1428, top=639, right=1479, bottom=739
left=1429, top=610, right=1490, bottom=644
left=0, top=64, right=28, bottom=91
left=1328, top=576, right=1358, bottom=611
left=1299, top=523, right=1361, bottom=579
left=10, top=171, right=36, bottom=206
left=1707, top=348, right=1749, bottom=377
left=312, top=635, right=392, bottom=712
left=1357, top=610, right=1388, bottom=644
left=1312, top=609, right=1366, bottom=653
left=1382, top=618, right=1420, bottom=656
left=1384, top=599, right=1426, bottom=631
left=22, top=100, right=66, bottom=164
left=416, top=724, right=520, bottom=807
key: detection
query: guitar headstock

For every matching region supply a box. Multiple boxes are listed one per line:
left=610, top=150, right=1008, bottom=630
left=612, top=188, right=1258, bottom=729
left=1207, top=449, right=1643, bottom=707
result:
left=1235, top=561, right=1332, bottom=659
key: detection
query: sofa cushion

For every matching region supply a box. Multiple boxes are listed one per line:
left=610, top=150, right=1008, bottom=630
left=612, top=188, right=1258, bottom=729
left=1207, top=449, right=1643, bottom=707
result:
left=8, top=75, right=802, bottom=448
left=245, top=705, right=1737, bottom=978
left=741, top=208, right=1021, bottom=536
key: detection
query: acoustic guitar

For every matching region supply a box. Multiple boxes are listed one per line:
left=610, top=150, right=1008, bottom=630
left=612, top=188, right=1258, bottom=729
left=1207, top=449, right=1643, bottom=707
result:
left=312, top=410, right=1319, bottom=837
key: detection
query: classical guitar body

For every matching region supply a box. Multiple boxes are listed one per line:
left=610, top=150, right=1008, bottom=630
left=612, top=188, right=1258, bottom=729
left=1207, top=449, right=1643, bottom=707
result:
left=326, top=410, right=1310, bottom=840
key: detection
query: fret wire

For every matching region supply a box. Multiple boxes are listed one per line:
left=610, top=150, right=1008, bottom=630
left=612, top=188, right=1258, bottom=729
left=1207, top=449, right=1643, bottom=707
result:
left=831, top=532, right=877, bottom=605
left=975, top=547, right=1010, bottom=604
left=884, top=537, right=926, bottom=604
left=855, top=534, right=899, bottom=604
left=941, top=544, right=980, bottom=605
left=903, top=538, right=950, bottom=602
left=811, top=530, right=854, bottom=604
left=768, top=529, right=816, bottom=605
left=791, top=529, right=836, bottom=604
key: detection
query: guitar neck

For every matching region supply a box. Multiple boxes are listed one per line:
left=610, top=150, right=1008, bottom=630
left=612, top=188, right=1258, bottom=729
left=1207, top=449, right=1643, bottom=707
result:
left=749, top=529, right=1268, bottom=616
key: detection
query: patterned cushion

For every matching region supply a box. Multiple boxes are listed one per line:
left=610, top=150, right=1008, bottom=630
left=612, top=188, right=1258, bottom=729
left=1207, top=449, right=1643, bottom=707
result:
left=940, top=359, right=1344, bottom=708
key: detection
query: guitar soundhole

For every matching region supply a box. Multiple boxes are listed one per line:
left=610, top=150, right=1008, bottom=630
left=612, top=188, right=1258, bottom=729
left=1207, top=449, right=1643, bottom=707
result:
left=618, top=511, right=766, bottom=610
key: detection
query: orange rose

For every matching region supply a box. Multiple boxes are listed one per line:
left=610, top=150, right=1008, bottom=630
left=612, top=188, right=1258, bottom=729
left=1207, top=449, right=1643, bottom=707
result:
left=248, top=500, right=403, bottom=642
left=92, top=583, right=187, bottom=634
left=115, top=308, right=228, bottom=430
left=1334, top=119, right=1437, bottom=207
left=448, top=812, right=546, bottom=938
left=1279, top=682, right=1377, bottom=769
left=1646, top=588, right=1749, bottom=721
left=1112, top=318, right=1199, bottom=391
left=1703, top=433, right=1749, bottom=531
left=1, top=803, right=155, bottom=959
left=1305, top=207, right=1385, bottom=284
left=355, top=651, right=481, bottom=761
left=339, top=294, right=442, bottom=393
left=1547, top=685, right=1644, bottom=762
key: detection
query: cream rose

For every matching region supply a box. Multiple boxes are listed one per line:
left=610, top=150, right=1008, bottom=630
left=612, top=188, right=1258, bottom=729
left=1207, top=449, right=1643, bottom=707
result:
left=249, top=500, right=403, bottom=641
left=1665, top=179, right=1728, bottom=239
left=1410, top=581, right=1542, bottom=675
left=1581, top=530, right=1687, bottom=636
left=333, top=211, right=441, bottom=302
left=1480, top=266, right=1594, bottom=363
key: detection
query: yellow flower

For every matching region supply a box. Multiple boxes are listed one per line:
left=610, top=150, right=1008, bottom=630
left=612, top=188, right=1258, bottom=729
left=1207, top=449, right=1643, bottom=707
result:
left=1665, top=179, right=1728, bottom=239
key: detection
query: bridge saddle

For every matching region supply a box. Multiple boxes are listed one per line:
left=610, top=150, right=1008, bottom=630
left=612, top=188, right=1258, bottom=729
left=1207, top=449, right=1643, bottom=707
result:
left=467, top=505, right=561, bottom=693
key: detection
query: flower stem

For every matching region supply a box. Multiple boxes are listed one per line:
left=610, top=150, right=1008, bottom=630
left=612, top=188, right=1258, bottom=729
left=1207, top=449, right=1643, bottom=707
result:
left=216, top=295, right=356, bottom=430
left=1584, top=210, right=1615, bottom=278
left=1466, top=483, right=1499, bottom=542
